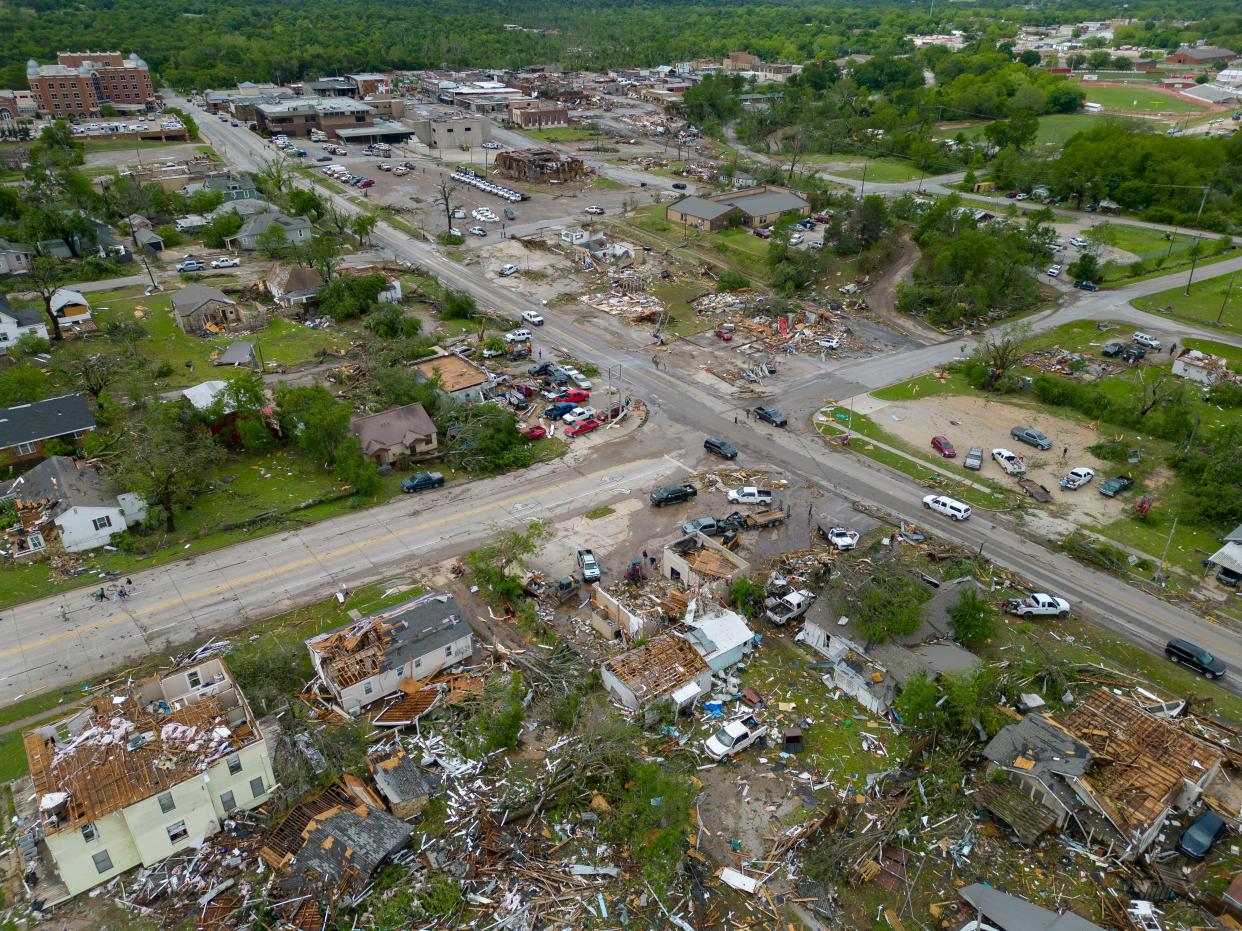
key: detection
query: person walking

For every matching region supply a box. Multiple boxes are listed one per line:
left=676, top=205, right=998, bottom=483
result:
left=1062, top=446, right=1068, bottom=461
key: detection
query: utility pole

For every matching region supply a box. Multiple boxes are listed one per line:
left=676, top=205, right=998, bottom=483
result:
left=1216, top=270, right=1237, bottom=326
left=858, top=160, right=869, bottom=200
left=1157, top=515, right=1178, bottom=588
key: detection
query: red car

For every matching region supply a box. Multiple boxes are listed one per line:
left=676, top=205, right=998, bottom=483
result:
left=565, top=418, right=600, bottom=437
left=521, top=424, right=547, bottom=441
left=555, top=389, right=590, bottom=404
left=931, top=435, right=956, bottom=458
left=359, top=179, right=375, bottom=188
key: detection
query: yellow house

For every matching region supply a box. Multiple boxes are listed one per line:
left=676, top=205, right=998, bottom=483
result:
left=23, top=658, right=275, bottom=902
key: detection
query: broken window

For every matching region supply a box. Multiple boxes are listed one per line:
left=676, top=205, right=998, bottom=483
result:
left=227, top=755, right=242, bottom=775
left=166, top=820, right=188, bottom=844
left=157, top=792, right=175, bottom=813
left=220, top=790, right=236, bottom=813
left=363, top=682, right=373, bottom=695
left=250, top=776, right=265, bottom=798
left=92, top=850, right=113, bottom=874
left=80, top=822, right=98, bottom=843
left=186, top=669, right=201, bottom=689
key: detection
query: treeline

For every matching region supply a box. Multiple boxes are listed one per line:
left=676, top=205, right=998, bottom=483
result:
left=3, top=0, right=1241, bottom=91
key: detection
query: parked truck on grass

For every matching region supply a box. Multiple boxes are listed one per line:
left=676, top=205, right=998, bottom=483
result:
left=704, top=715, right=768, bottom=760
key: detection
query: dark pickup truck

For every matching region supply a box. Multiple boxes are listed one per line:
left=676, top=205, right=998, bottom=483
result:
left=650, top=483, right=698, bottom=507
left=1098, top=475, right=1134, bottom=498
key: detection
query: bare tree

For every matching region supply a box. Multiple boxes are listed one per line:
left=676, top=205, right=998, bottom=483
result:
left=972, top=321, right=1032, bottom=389
left=26, top=256, right=66, bottom=340
left=785, top=125, right=808, bottom=186
left=433, top=176, right=458, bottom=231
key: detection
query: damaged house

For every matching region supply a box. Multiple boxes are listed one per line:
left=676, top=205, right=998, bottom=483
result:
left=663, top=532, right=750, bottom=589
left=983, top=688, right=1224, bottom=860
left=601, top=633, right=712, bottom=712
left=493, top=148, right=587, bottom=183
left=1, top=456, right=146, bottom=555
left=306, top=592, right=473, bottom=716
left=21, top=659, right=275, bottom=902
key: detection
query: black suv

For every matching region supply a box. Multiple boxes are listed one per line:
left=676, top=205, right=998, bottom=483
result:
left=650, top=483, right=698, bottom=507
left=753, top=406, right=787, bottom=428
left=704, top=436, right=738, bottom=460
left=1165, top=638, right=1226, bottom=680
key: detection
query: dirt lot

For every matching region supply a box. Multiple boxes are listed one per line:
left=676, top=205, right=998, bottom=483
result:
left=871, top=393, right=1153, bottom=523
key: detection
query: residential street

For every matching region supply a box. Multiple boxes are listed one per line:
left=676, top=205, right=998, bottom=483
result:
left=4, top=103, right=1240, bottom=707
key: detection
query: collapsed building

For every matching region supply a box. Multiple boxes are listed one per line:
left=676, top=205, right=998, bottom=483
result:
left=493, top=148, right=587, bottom=183
left=983, top=688, right=1224, bottom=859
left=305, top=592, right=474, bottom=717
left=20, top=659, right=275, bottom=903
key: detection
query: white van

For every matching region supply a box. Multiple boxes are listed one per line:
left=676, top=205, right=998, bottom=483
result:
left=922, top=494, right=972, bottom=521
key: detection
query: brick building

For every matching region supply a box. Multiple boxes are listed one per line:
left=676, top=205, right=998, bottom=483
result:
left=27, top=52, right=153, bottom=118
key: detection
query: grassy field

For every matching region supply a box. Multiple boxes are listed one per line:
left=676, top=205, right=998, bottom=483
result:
left=82, top=137, right=194, bottom=154
left=1082, top=83, right=1207, bottom=114
left=1096, top=222, right=1195, bottom=260
left=652, top=280, right=712, bottom=336
left=1132, top=268, right=1242, bottom=328
left=805, top=153, right=926, bottom=183
left=937, top=113, right=1110, bottom=147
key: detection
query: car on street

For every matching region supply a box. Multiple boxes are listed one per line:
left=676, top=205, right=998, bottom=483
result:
left=482, top=141, right=501, bottom=149
left=922, top=494, right=972, bottom=521
left=930, top=435, right=956, bottom=458
left=704, top=436, right=738, bottom=459
left=1046, top=264, right=1061, bottom=277
left=650, top=483, right=697, bottom=507
left=753, top=406, right=787, bottom=427
left=671, top=182, right=687, bottom=190
left=963, top=447, right=984, bottom=471
left=359, top=179, right=374, bottom=188
left=401, top=471, right=445, bottom=493
left=565, top=418, right=601, bottom=437
left=316, top=155, right=332, bottom=161
left=1011, top=425, right=1053, bottom=450
left=681, top=516, right=721, bottom=536
left=1075, top=280, right=1099, bottom=292
left=1132, top=331, right=1162, bottom=351
left=1166, top=638, right=1226, bottom=680
left=584, top=205, right=605, bottom=215
left=504, top=207, right=517, bottom=220
left=469, top=226, right=487, bottom=237
left=521, top=310, right=544, bottom=325
left=499, top=264, right=519, bottom=277
left=210, top=256, right=240, bottom=268
left=505, top=328, right=533, bottom=343
left=1060, top=467, right=1095, bottom=490
left=1177, top=811, right=1226, bottom=861
left=175, top=258, right=206, bottom=272
left=1098, top=474, right=1134, bottom=497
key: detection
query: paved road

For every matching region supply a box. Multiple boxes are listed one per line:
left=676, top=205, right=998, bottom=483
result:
left=6, top=102, right=1241, bottom=707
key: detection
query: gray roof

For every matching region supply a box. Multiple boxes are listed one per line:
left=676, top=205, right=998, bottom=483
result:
left=1172, top=45, right=1235, bottom=60
left=234, top=212, right=311, bottom=240
left=0, top=239, right=35, bottom=255
left=1225, top=523, right=1242, bottom=544
left=280, top=807, right=412, bottom=897
left=382, top=593, right=468, bottom=670
left=349, top=403, right=436, bottom=456
left=958, top=883, right=1105, bottom=931
left=0, top=394, right=94, bottom=450
left=722, top=187, right=809, bottom=217
left=215, top=341, right=256, bottom=367
left=370, top=750, right=439, bottom=807
left=0, top=297, right=44, bottom=329
left=670, top=196, right=735, bottom=221
left=172, top=284, right=235, bottom=318
left=1, top=456, right=116, bottom=517
left=983, top=714, right=1091, bottom=815
left=134, top=227, right=165, bottom=247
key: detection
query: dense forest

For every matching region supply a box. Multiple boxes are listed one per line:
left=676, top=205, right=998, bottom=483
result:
left=2, top=0, right=1241, bottom=91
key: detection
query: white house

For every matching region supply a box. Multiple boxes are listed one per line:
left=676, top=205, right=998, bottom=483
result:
left=676, top=607, right=755, bottom=673
left=0, top=296, right=48, bottom=353
left=0, top=239, right=35, bottom=276
left=23, top=659, right=275, bottom=903
left=306, top=593, right=473, bottom=716
left=1, top=457, right=147, bottom=553
left=49, top=288, right=91, bottom=323
left=1172, top=348, right=1232, bottom=387
left=600, top=633, right=712, bottom=712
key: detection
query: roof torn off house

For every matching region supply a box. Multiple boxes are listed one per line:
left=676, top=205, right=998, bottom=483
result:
left=601, top=632, right=712, bottom=711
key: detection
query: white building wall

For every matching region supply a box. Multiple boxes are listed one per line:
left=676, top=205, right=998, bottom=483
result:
left=334, top=632, right=473, bottom=714
left=600, top=666, right=639, bottom=710
left=0, top=315, right=48, bottom=354
left=45, top=809, right=141, bottom=897
left=57, top=505, right=125, bottom=552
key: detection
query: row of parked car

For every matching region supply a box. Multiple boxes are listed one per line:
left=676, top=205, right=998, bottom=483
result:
left=450, top=168, right=523, bottom=203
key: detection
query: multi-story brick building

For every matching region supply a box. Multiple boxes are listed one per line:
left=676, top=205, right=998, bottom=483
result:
left=26, top=52, right=153, bottom=118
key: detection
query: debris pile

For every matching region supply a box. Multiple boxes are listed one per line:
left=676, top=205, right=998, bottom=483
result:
left=1022, top=347, right=1123, bottom=380
left=579, top=290, right=665, bottom=319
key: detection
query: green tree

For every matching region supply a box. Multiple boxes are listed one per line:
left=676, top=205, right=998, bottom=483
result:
left=186, top=189, right=225, bottom=214
left=108, top=402, right=222, bottom=532
left=25, top=256, right=69, bottom=340
left=201, top=210, right=243, bottom=249
left=305, top=234, right=341, bottom=282
left=275, top=383, right=351, bottom=467
left=1018, top=50, right=1041, bottom=67
left=729, top=575, right=767, bottom=619
left=894, top=672, right=939, bottom=731
left=255, top=221, right=289, bottom=257
left=287, top=188, right=326, bottom=222
left=365, top=305, right=422, bottom=340
left=332, top=437, right=381, bottom=495
left=1067, top=251, right=1101, bottom=283
left=442, top=290, right=476, bottom=320
left=949, top=588, right=996, bottom=647
left=464, top=520, right=551, bottom=604
left=351, top=212, right=378, bottom=245
left=12, top=332, right=51, bottom=357
left=0, top=362, right=49, bottom=406
left=318, top=273, right=385, bottom=321
left=856, top=575, right=931, bottom=644
left=52, top=347, right=129, bottom=400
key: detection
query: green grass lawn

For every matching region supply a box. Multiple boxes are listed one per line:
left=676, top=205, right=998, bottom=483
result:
left=1095, top=223, right=1195, bottom=261
left=653, top=280, right=712, bottom=336
left=592, top=176, right=627, bottom=191
left=1132, top=268, right=1242, bottom=329
left=1082, top=84, right=1207, bottom=114
left=714, top=226, right=770, bottom=258
left=87, top=287, right=354, bottom=388
left=936, top=114, right=1110, bottom=148
left=805, top=154, right=926, bottom=183
left=871, top=369, right=974, bottom=401
left=83, top=137, right=195, bottom=154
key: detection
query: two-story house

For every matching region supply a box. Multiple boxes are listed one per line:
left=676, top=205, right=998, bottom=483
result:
left=23, top=659, right=275, bottom=902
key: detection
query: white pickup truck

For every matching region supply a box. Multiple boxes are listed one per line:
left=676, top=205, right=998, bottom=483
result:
left=727, top=487, right=774, bottom=505
left=705, top=715, right=768, bottom=760
left=576, top=549, right=600, bottom=583
left=1004, top=592, right=1070, bottom=618
left=991, top=448, right=1027, bottom=476
left=764, top=589, right=816, bottom=625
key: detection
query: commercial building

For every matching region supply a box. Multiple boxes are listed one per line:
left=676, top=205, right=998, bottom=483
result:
left=22, top=659, right=275, bottom=902
left=409, top=114, right=491, bottom=149
left=667, top=185, right=810, bottom=231
left=27, top=52, right=153, bottom=117
left=509, top=104, right=569, bottom=130
left=1165, top=45, right=1237, bottom=65
left=254, top=96, right=375, bottom=138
